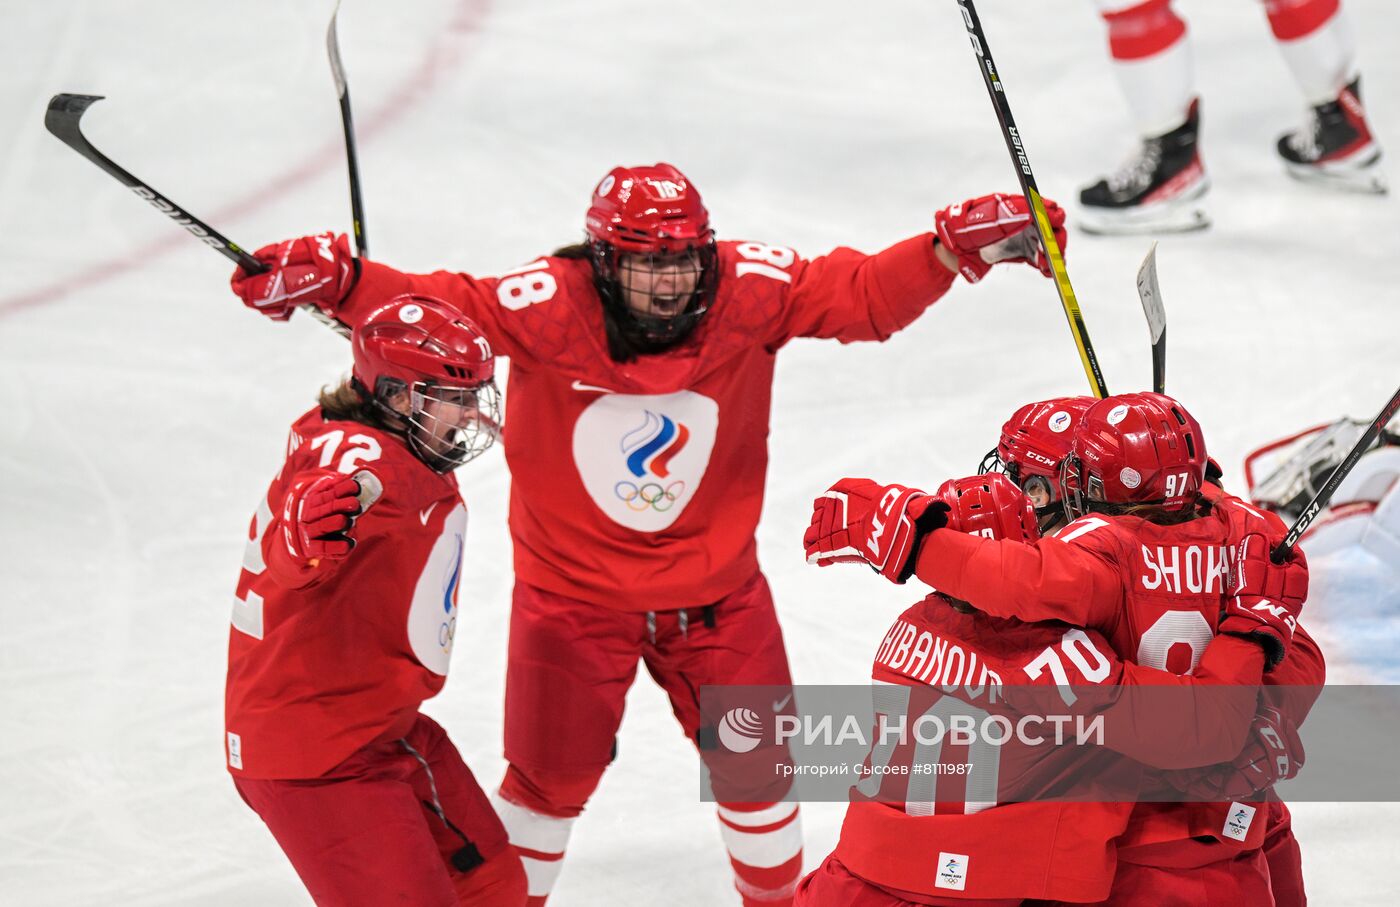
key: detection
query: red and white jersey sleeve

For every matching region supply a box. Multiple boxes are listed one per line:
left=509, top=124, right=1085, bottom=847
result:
left=324, top=238, right=956, bottom=611
left=224, top=408, right=468, bottom=779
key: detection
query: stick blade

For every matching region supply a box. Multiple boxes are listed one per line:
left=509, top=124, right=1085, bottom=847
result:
left=45, top=94, right=104, bottom=143
left=326, top=0, right=348, bottom=97
left=1136, top=242, right=1166, bottom=343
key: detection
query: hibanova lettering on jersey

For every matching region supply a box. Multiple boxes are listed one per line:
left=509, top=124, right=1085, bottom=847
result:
left=572, top=391, right=719, bottom=531
left=408, top=503, right=467, bottom=676
left=874, top=620, right=1005, bottom=707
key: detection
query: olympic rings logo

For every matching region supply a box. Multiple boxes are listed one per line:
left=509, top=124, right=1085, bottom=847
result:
left=615, top=479, right=686, bottom=512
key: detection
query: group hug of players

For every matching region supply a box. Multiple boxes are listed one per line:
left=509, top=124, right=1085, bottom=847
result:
left=221, top=164, right=1318, bottom=906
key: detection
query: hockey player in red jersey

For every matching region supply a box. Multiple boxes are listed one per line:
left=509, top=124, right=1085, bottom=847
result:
left=978, top=395, right=1323, bottom=906
left=806, top=392, right=1316, bottom=904
left=798, top=473, right=1293, bottom=905
left=1080, top=0, right=1387, bottom=234
left=224, top=295, right=526, bottom=907
left=228, top=164, right=1065, bottom=905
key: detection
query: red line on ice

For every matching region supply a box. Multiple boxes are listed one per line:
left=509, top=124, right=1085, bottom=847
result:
left=0, top=0, right=492, bottom=319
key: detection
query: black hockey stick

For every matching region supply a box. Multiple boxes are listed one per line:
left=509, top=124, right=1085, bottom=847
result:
left=1136, top=242, right=1166, bottom=394
left=1274, top=383, right=1400, bottom=560
left=954, top=0, right=1109, bottom=399
left=44, top=94, right=349, bottom=337
left=328, top=0, right=369, bottom=258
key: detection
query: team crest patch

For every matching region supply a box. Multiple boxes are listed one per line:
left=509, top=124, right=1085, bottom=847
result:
left=573, top=391, right=719, bottom=532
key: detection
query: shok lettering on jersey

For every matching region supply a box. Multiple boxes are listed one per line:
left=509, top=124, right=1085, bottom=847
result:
left=129, top=185, right=225, bottom=250
left=1139, top=544, right=1230, bottom=594
left=875, top=619, right=1004, bottom=706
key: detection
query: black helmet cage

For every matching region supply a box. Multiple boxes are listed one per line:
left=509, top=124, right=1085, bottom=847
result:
left=589, top=238, right=720, bottom=349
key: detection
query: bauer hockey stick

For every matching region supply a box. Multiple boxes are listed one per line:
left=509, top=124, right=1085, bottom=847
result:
left=328, top=0, right=369, bottom=258
left=954, top=0, right=1109, bottom=399
left=1274, top=383, right=1400, bottom=561
left=1136, top=242, right=1167, bottom=394
left=44, top=94, right=350, bottom=337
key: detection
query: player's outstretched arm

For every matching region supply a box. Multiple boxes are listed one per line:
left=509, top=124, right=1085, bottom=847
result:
left=909, top=527, right=1121, bottom=629
left=770, top=193, right=1065, bottom=345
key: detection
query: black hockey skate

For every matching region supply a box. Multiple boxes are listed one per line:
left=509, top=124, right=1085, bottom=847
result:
left=1078, top=99, right=1209, bottom=235
left=1277, top=78, right=1388, bottom=195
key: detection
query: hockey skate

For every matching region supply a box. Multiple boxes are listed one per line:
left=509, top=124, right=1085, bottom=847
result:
left=1078, top=100, right=1210, bottom=236
left=1277, top=78, right=1388, bottom=195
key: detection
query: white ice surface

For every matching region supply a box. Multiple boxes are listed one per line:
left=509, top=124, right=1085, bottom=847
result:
left=2, top=0, right=1399, bottom=903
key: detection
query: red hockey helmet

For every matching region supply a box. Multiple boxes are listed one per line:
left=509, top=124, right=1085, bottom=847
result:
left=584, top=163, right=718, bottom=351
left=352, top=294, right=501, bottom=472
left=934, top=473, right=1041, bottom=544
left=585, top=162, right=714, bottom=253
left=979, top=396, right=1095, bottom=529
left=1059, top=392, right=1207, bottom=519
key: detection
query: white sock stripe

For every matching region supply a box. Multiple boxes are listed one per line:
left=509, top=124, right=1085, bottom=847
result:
left=492, top=793, right=577, bottom=854
left=718, top=801, right=799, bottom=828
left=718, top=813, right=804, bottom=869
left=519, top=853, right=565, bottom=898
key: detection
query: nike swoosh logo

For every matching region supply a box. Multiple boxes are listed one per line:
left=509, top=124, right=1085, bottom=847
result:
left=571, top=380, right=613, bottom=394
left=773, top=693, right=793, bottom=712
left=419, top=502, right=438, bottom=526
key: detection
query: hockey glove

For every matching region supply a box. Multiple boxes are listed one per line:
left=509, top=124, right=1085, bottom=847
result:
left=231, top=232, right=357, bottom=321
left=934, top=192, right=1067, bottom=283
left=281, top=471, right=366, bottom=564
left=1221, top=532, right=1308, bottom=670
left=805, top=478, right=949, bottom=583
left=1163, top=707, right=1304, bottom=801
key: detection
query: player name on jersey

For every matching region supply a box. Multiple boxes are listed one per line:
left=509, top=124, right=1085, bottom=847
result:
left=874, top=618, right=1005, bottom=707
left=1138, top=542, right=1231, bottom=594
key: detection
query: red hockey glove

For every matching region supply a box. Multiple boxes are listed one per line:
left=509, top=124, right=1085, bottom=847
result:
left=805, top=478, right=949, bottom=583
left=230, top=232, right=356, bottom=321
left=281, top=471, right=366, bottom=564
left=1163, top=707, right=1304, bottom=801
left=1222, top=533, right=1309, bottom=670
left=934, top=193, right=1067, bottom=283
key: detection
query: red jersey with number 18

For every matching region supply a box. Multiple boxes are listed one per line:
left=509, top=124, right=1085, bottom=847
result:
left=224, top=408, right=469, bottom=780
left=335, top=237, right=956, bottom=611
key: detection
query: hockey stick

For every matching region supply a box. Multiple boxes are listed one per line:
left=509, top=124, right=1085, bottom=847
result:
left=1274, top=383, right=1400, bottom=561
left=1136, top=242, right=1166, bottom=394
left=954, top=0, right=1109, bottom=399
left=327, top=0, right=369, bottom=258
left=44, top=94, right=349, bottom=337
